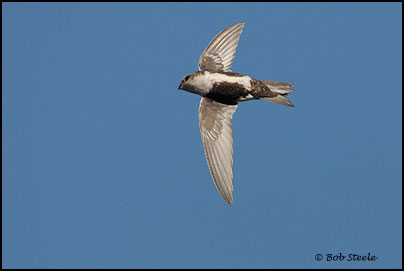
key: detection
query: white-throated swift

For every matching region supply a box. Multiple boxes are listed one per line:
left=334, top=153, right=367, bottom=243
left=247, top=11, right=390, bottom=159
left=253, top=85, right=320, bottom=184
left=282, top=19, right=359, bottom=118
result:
left=178, top=22, right=295, bottom=205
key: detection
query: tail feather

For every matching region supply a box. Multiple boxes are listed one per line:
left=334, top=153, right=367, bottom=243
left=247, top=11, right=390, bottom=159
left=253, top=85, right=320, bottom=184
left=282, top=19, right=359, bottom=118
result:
left=259, top=80, right=295, bottom=107
left=260, top=96, right=295, bottom=107
left=261, top=80, right=295, bottom=94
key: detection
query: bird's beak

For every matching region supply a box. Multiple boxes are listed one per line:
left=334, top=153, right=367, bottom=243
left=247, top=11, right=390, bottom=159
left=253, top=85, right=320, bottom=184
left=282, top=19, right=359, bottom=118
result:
left=178, top=82, right=182, bottom=90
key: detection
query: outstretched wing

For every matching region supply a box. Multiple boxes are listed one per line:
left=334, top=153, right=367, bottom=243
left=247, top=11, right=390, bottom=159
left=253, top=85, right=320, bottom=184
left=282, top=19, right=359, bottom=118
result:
left=198, top=97, right=238, bottom=205
left=198, top=23, right=245, bottom=72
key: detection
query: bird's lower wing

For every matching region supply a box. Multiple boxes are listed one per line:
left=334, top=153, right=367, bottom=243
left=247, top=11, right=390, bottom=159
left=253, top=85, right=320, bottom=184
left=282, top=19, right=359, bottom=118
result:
left=198, top=97, right=238, bottom=205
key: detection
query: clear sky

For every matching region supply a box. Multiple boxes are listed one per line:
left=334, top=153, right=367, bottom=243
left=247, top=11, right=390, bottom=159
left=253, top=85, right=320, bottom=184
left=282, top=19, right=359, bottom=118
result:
left=2, top=3, right=402, bottom=269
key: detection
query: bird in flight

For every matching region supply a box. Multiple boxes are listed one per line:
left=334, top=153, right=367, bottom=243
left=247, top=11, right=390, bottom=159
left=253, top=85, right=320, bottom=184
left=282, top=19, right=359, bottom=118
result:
left=178, top=22, right=295, bottom=206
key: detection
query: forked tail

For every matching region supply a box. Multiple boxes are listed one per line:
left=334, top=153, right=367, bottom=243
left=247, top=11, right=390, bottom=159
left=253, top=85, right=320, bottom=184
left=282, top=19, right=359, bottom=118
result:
left=259, top=80, right=295, bottom=107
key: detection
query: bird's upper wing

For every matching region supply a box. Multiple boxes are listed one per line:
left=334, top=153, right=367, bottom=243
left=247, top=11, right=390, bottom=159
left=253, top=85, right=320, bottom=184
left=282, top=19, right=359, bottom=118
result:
left=198, top=23, right=245, bottom=72
left=198, top=97, right=238, bottom=205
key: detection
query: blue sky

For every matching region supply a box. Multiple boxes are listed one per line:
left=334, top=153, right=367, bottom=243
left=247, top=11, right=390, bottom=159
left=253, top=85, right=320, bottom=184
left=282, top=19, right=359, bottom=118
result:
left=2, top=3, right=402, bottom=269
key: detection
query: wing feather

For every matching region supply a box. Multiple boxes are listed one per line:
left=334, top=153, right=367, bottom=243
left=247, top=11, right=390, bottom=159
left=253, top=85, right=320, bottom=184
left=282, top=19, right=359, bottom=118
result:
left=198, top=97, right=237, bottom=205
left=198, top=23, right=245, bottom=72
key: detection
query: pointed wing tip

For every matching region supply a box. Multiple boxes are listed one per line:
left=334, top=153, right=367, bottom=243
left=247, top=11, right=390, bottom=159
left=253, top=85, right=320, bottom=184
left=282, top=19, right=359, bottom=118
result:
left=225, top=197, right=234, bottom=206
left=223, top=192, right=234, bottom=206
left=235, top=22, right=245, bottom=29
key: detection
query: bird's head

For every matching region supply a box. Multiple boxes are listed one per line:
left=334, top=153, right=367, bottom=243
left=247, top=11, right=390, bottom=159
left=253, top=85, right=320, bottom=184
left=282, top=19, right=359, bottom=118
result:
left=178, top=72, right=210, bottom=96
left=178, top=73, right=193, bottom=90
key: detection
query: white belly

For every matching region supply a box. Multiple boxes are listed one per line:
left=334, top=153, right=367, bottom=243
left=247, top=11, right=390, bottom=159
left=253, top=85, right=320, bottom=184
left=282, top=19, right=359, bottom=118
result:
left=205, top=72, right=252, bottom=89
